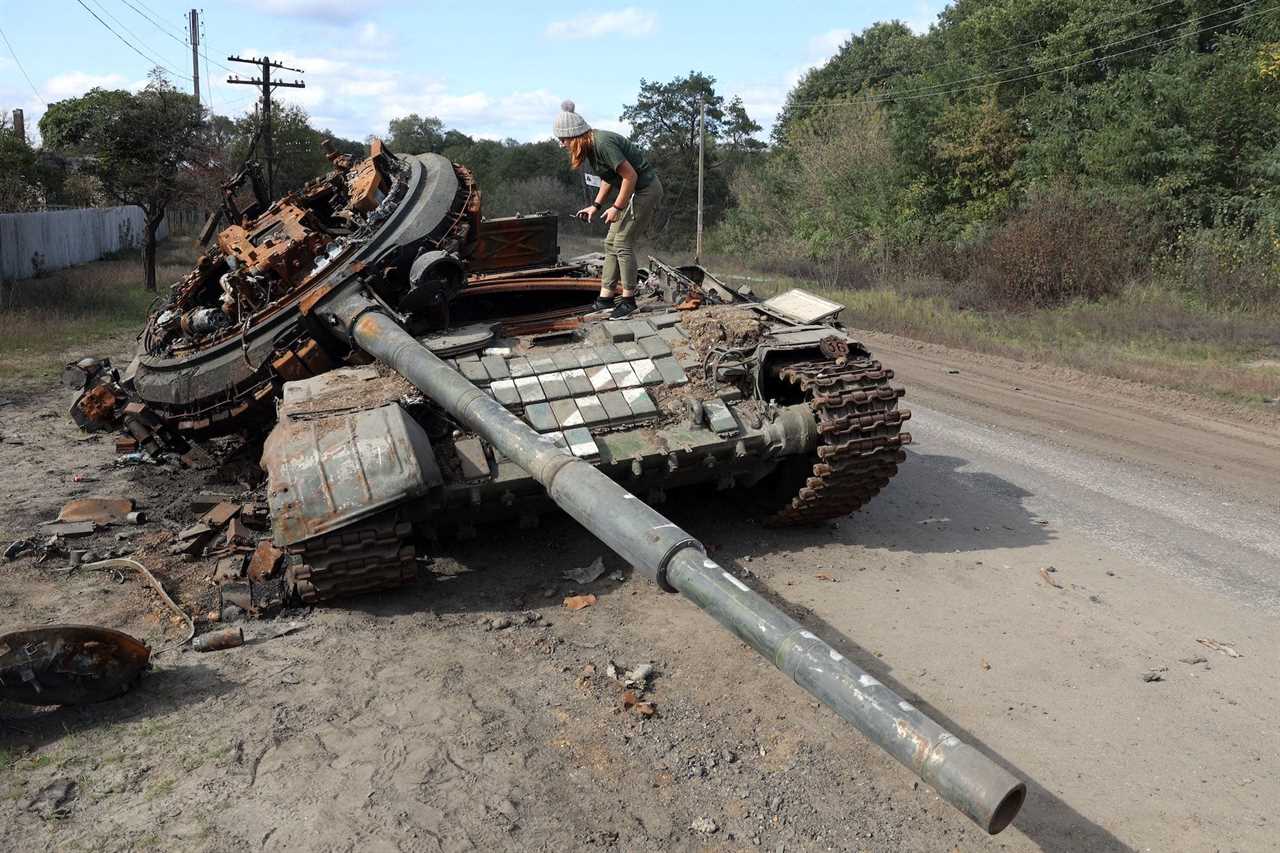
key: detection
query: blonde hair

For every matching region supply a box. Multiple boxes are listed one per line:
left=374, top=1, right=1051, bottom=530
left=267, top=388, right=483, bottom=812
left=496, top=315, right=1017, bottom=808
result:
left=564, top=130, right=594, bottom=170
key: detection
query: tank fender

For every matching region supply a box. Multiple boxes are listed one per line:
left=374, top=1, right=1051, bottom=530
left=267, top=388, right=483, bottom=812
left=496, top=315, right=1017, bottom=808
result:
left=263, top=397, right=442, bottom=547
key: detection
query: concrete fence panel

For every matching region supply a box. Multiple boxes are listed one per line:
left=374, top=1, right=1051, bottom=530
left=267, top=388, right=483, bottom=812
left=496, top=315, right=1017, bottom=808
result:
left=0, top=206, right=169, bottom=282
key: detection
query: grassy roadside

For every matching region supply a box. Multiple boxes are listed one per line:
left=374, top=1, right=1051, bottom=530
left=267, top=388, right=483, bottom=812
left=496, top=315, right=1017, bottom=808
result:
left=0, top=240, right=196, bottom=391
left=704, top=257, right=1280, bottom=408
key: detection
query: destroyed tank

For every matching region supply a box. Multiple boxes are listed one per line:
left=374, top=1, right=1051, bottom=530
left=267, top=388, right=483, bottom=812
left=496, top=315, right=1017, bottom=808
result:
left=113, top=143, right=1028, bottom=834
left=124, top=141, right=911, bottom=601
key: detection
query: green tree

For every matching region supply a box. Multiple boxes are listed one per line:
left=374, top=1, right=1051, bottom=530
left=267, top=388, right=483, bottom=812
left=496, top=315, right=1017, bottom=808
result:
left=387, top=114, right=446, bottom=154
left=0, top=111, right=45, bottom=212
left=621, top=71, right=762, bottom=243
left=40, top=72, right=205, bottom=291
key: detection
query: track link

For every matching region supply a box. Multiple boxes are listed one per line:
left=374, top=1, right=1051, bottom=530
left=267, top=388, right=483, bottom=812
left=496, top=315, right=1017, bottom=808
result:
left=287, top=513, right=417, bottom=603
left=766, top=358, right=912, bottom=526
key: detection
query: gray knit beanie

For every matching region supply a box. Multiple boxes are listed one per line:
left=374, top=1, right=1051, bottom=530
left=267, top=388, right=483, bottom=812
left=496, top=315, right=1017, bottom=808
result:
left=553, top=100, right=591, bottom=139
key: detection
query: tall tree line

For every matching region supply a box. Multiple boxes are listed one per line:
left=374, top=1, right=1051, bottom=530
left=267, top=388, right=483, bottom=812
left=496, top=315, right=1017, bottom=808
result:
left=719, top=0, right=1280, bottom=307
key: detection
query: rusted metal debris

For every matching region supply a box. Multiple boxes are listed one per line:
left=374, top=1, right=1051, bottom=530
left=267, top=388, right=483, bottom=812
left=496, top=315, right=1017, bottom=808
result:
left=0, top=624, right=150, bottom=706
left=54, top=498, right=135, bottom=525
left=193, top=627, right=244, bottom=652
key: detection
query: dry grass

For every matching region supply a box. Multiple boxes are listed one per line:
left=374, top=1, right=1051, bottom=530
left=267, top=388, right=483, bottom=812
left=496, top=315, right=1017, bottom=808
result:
left=0, top=240, right=197, bottom=390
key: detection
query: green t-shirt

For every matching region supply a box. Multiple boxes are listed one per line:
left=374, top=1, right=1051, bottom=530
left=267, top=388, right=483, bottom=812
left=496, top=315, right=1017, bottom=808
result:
left=588, top=130, right=657, bottom=190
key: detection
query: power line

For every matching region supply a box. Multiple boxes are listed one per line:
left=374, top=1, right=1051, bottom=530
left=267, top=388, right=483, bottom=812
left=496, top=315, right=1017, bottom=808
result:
left=117, top=0, right=235, bottom=73
left=89, top=0, right=189, bottom=76
left=0, top=24, right=45, bottom=105
left=201, top=15, right=214, bottom=110
left=75, top=0, right=192, bottom=81
left=893, top=0, right=1187, bottom=79
left=785, top=2, right=1277, bottom=110
left=811, top=0, right=1257, bottom=104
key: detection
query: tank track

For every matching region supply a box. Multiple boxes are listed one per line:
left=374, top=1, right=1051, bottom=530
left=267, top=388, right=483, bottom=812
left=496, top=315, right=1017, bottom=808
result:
left=287, top=512, right=417, bottom=603
left=766, top=358, right=912, bottom=526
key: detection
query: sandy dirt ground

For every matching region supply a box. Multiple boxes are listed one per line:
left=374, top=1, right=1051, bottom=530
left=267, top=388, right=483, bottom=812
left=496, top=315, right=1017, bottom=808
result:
left=1, top=329, right=1278, bottom=852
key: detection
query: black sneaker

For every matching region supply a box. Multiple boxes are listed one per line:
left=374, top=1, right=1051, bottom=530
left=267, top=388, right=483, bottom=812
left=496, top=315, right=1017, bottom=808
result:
left=610, top=298, right=638, bottom=319
left=591, top=296, right=615, bottom=312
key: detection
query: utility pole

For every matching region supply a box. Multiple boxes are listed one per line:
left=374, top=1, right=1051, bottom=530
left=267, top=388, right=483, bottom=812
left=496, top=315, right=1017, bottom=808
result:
left=226, top=55, right=305, bottom=200
left=12, top=109, right=24, bottom=143
left=695, top=101, right=705, bottom=264
left=188, top=10, right=200, bottom=106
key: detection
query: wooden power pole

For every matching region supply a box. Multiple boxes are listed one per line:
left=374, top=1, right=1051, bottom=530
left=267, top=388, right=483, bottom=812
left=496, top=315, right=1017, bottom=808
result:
left=188, top=10, right=200, bottom=106
left=226, top=55, right=305, bottom=199
left=12, top=108, right=24, bottom=142
left=695, top=101, right=705, bottom=264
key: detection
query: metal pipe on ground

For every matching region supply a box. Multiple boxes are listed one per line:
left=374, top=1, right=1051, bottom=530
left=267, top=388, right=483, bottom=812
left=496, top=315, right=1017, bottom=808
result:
left=321, top=293, right=1026, bottom=834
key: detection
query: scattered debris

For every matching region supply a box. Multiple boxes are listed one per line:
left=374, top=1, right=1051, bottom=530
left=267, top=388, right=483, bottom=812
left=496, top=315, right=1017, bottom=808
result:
left=622, top=690, right=657, bottom=718
left=0, top=624, right=151, bottom=706
left=1142, top=669, right=1167, bottom=683
left=689, top=817, right=718, bottom=834
left=200, top=501, right=241, bottom=528
left=815, top=572, right=836, bottom=582
left=268, top=622, right=306, bottom=640
left=981, top=658, right=992, bottom=671
left=563, top=594, right=597, bottom=611
left=26, top=779, right=78, bottom=819
left=624, top=663, right=655, bottom=690
left=54, top=497, right=135, bottom=525
left=39, top=521, right=96, bottom=538
left=1039, top=567, right=1063, bottom=589
left=1178, top=655, right=1209, bottom=665
left=194, top=626, right=245, bottom=652
left=247, top=540, right=284, bottom=583
left=1197, top=638, right=1242, bottom=658
left=83, top=558, right=196, bottom=653
left=563, top=556, right=608, bottom=584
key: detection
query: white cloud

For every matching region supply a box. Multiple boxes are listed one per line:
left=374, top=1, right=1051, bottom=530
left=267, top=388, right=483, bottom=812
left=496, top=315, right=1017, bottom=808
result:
left=355, top=22, right=394, bottom=51
left=251, top=0, right=371, bottom=21
left=545, top=8, right=657, bottom=40
left=808, top=28, right=852, bottom=58
left=43, top=71, right=130, bottom=99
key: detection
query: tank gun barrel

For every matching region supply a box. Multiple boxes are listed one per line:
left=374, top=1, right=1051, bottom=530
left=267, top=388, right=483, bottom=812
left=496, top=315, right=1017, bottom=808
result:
left=318, top=292, right=1026, bottom=834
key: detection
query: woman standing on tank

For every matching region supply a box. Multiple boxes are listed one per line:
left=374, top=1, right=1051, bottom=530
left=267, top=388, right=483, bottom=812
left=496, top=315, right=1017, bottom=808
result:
left=555, top=100, right=663, bottom=320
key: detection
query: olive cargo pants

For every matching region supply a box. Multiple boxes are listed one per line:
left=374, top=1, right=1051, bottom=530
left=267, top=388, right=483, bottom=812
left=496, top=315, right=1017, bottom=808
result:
left=601, top=176, right=663, bottom=295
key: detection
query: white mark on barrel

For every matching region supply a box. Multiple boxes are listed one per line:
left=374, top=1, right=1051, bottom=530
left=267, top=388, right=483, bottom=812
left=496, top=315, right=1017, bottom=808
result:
left=703, top=558, right=718, bottom=569
left=858, top=674, right=881, bottom=687
left=799, top=631, right=817, bottom=640
left=898, top=700, right=915, bottom=712
left=829, top=649, right=844, bottom=662
left=722, top=572, right=749, bottom=592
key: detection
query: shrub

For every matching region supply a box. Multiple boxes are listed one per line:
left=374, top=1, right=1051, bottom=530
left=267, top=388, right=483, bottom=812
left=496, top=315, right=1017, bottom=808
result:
left=1166, top=225, right=1280, bottom=312
left=970, top=187, right=1153, bottom=308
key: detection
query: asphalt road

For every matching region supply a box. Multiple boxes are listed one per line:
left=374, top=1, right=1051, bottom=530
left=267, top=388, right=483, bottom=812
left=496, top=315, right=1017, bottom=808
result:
left=796, top=332, right=1280, bottom=851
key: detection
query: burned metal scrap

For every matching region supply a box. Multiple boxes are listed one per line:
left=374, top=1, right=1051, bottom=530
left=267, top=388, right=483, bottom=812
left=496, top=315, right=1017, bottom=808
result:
left=0, top=624, right=150, bottom=706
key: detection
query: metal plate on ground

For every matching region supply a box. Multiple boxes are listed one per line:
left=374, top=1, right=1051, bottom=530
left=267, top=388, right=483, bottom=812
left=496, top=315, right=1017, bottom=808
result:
left=762, top=289, right=844, bottom=324
left=0, top=625, right=151, bottom=706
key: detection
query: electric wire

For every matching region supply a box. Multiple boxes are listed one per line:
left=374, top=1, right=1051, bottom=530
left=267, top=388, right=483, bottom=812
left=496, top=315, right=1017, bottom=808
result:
left=116, top=0, right=235, bottom=74
left=784, top=2, right=1277, bottom=110
left=88, top=0, right=190, bottom=77
left=75, top=0, right=192, bottom=81
left=201, top=14, right=214, bottom=110
left=0, top=24, right=45, bottom=105
left=805, top=0, right=1258, bottom=104
left=864, top=0, right=1187, bottom=79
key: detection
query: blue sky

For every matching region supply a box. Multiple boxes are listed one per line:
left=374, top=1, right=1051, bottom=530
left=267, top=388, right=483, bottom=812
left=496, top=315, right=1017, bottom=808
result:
left=1, top=1, right=945, bottom=144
